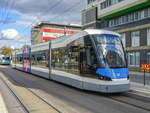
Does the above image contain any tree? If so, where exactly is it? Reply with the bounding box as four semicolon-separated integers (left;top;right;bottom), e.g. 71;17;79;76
1;47;13;55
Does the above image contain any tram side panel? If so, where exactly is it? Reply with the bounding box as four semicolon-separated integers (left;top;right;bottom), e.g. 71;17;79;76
30;50;50;79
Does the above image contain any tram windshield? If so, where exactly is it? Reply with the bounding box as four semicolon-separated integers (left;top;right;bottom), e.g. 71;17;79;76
91;34;127;68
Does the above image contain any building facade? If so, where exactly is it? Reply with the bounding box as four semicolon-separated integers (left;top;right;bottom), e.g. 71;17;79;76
82;0;150;71
31;22;81;45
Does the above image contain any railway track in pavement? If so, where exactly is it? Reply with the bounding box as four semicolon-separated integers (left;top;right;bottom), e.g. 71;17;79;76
107;93;150;112
0;77;29;113
0;71;61;113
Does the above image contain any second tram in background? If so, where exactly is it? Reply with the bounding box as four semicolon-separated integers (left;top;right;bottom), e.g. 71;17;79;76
12;29;129;93
0;55;11;65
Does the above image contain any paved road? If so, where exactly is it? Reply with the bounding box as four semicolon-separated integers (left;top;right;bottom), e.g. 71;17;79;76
130;72;150;85
0;65;150;113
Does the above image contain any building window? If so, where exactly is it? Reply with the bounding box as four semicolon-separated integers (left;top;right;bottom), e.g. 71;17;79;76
135;52;140;66
147;28;150;45
141;10;145;19
128;53;134;66
131;31;140;47
148;8;150;17
144;9;148;18
128;52;140;66
88;0;96;4
109;7;150;27
100;0;125;9
121;33;126;47
147;52;150;64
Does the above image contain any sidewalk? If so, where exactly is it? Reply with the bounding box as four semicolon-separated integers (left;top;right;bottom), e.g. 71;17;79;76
129;71;150;75
130;82;150;97
0;93;8;113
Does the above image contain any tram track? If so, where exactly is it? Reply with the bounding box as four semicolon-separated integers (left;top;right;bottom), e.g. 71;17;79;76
0;77;29;113
107;94;150;112
0;70;61;113
0;65;150;113
81;90;150;112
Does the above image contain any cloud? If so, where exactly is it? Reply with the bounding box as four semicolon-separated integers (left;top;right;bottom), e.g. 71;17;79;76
0;29;30;43
1;29;18;40
0;0;86;24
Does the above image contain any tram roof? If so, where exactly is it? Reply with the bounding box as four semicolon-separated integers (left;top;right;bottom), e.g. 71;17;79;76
84;29;120;36
31;29;120;51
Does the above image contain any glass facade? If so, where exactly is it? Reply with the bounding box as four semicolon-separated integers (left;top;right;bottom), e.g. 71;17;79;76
147;28;150;45
128;52;140;66
121;33;126;47
147;52;150;64
131;31;140;47
88;0;96;4
82;7;97;25
109;8;150;27
101;0;124;9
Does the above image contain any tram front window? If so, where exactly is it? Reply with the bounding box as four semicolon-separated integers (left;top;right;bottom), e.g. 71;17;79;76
91;34;127;68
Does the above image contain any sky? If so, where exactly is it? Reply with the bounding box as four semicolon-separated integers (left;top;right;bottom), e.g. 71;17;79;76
0;0;86;48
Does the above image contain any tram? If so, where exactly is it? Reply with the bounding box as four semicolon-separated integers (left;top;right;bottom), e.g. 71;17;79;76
0;55;11;65
12;29;129;93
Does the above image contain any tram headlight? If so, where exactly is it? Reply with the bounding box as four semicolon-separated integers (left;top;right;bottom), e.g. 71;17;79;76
98;75;112;81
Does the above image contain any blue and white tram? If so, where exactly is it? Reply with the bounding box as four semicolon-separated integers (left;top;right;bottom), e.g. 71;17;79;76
13;29;129;93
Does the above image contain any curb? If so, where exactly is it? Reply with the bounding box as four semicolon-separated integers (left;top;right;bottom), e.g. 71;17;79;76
0;93;8;113
128;89;150;101
130;89;150;96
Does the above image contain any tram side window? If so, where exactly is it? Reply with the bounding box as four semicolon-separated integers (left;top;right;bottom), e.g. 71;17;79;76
67;42;80;74
79;36;98;78
51;47;69;72
52;45;80;75
51;36;99;78
31;50;49;69
16;54;23;64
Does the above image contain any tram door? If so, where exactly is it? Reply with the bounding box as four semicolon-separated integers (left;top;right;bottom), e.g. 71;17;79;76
79;37;98;78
